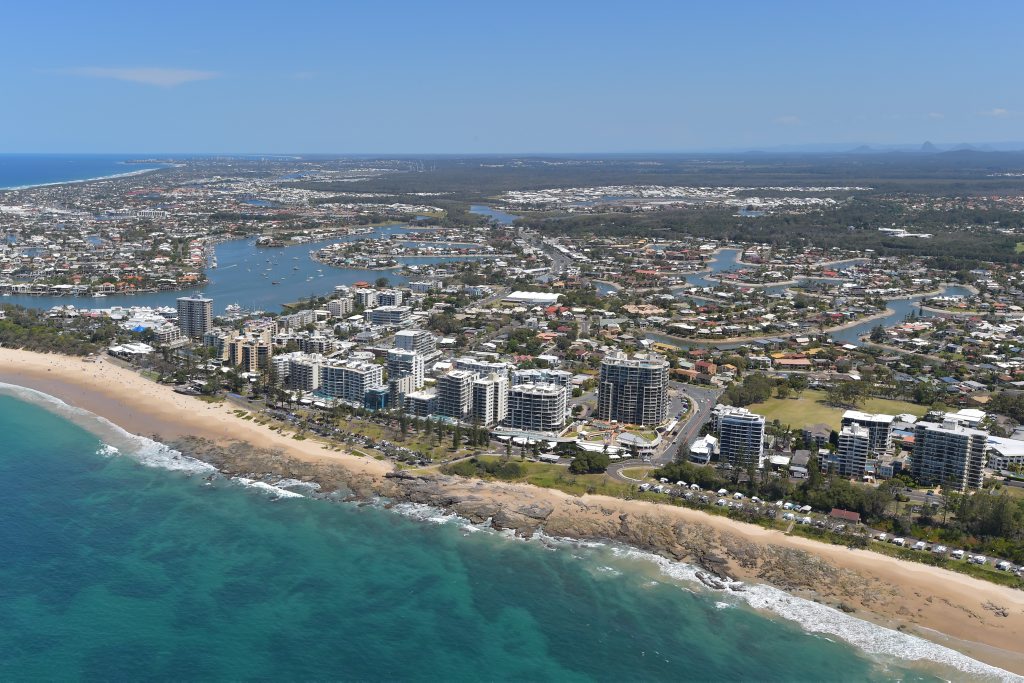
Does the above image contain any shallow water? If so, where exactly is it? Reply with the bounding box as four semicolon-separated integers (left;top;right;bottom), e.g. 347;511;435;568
0;388;1010;681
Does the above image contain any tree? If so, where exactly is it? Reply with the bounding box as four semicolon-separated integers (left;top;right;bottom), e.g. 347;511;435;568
569;450;610;474
788;374;808;397
375;276;390;288
776;383;791;400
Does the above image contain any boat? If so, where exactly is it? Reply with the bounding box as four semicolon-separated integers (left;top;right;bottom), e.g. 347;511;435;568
92;293;107;298
272;281;280;285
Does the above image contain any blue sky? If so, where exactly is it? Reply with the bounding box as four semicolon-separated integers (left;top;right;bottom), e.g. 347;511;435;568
1;1;1020;153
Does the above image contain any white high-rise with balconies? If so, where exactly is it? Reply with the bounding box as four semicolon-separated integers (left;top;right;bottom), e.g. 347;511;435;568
471;373;509;426
387;348;425;389
506;383;567;433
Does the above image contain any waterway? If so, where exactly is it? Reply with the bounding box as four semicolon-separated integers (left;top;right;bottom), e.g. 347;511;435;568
469;204;519;225
649;249;973;348
3;224;479;314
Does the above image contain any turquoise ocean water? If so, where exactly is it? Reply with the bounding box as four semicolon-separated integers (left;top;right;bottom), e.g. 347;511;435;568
0;386;1013;681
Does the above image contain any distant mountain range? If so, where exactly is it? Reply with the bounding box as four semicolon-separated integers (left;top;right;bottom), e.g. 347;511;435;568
739;141;1024;154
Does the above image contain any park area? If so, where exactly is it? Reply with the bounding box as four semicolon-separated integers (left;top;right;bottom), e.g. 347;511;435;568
748;389;927;430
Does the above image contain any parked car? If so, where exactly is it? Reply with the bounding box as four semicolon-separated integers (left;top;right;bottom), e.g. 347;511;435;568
716;498;728;507
891;537;906;546
912;541;927;551
996;560;1014;572
951;549;965;560
799;516;813;525
969;555;988;565
876;533;888;542
782;512;796;521
932;545;948;555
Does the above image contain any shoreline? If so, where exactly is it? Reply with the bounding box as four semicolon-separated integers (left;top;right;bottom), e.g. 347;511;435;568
0;163;172;193
0;347;1022;676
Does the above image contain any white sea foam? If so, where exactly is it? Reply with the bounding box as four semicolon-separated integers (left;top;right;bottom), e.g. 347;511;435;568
231;477;305;499
0;382;214;474
6;382;1006;681
606;545;1020;682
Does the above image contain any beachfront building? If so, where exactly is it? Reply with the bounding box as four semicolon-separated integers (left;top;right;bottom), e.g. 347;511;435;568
287;354;323;393
367;305;412;328
505;383;567;433
836;424;871;478
841;410;895;454
596;351;669;426
387;348;425;389
436;370;476;420
394;329;437;356
715;405;765;467
454;356;510;378
229;336;271;373
404;390;437;418
320;360;384;404
176;295;213;338
471;372;509;426
911;419;989;491
511;367;573;388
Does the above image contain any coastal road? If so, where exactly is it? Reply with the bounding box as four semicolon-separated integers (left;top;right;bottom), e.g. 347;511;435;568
606;382;722;483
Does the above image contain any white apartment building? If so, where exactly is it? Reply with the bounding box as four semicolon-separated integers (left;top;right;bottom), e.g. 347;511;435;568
511;367;573;388
320;360;384;403
911;419;989;491
436;370;476;420
394;329;437;356
368;305;412;328
841;410;895;454
472;373;509;426
387;348;425;389
837;424;871;478
715;405;765;467
506;383;567;433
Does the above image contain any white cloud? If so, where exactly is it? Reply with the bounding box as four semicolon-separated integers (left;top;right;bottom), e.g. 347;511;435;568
982;107;1011;118
62;67;220;87
773;115;801;126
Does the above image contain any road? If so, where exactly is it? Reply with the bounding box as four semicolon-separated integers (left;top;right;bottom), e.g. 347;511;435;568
606;382;722;482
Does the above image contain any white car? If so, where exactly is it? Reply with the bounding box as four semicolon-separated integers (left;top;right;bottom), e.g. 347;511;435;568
932;545;948;555
912;541;927;551
997;561;1014;572
892;537;906;546
782;512;796;521
716;498;728;507
799;516;813;525
733;492;744;500
970;555;988;565
876;533;889;542
951;549;965;560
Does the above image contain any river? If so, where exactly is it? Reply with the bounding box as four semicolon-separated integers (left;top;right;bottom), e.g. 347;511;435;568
3;224;483;314
649;249;973;348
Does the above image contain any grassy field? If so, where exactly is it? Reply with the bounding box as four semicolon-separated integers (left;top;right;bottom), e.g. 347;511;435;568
749;389;926;430
618;466;655;480
1016;242;1024;254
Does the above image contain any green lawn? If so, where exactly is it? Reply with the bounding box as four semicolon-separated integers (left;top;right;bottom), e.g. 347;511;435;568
749;390;926;430
1016;242;1024;254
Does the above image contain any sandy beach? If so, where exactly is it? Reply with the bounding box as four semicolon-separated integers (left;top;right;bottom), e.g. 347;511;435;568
0;348;390;478
1;347;1022;675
